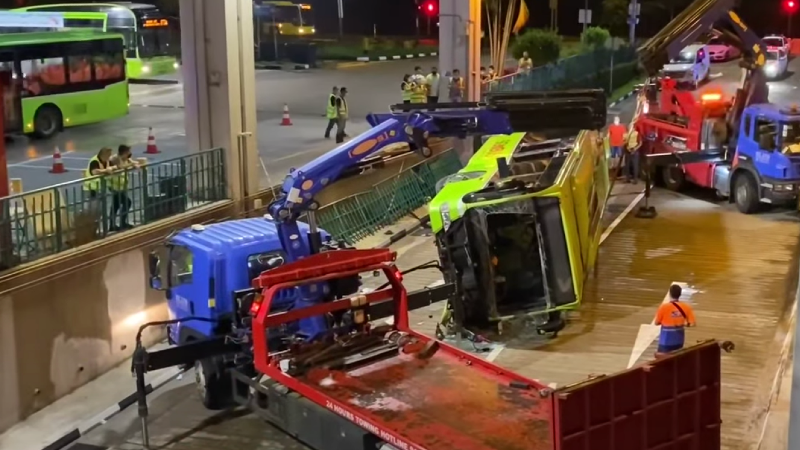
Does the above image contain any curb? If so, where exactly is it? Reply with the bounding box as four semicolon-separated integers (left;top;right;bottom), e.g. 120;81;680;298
41;366;185;450
255;63;311;70
608;87;640;109
375;215;431;249
355;51;437;62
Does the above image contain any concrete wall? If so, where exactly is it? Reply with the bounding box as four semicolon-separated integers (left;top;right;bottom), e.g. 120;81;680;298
0;143;452;434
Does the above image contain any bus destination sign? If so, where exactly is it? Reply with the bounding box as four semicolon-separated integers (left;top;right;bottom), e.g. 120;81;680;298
143;18;168;28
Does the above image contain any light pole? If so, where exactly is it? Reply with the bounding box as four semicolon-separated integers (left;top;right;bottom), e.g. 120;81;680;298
337;0;344;37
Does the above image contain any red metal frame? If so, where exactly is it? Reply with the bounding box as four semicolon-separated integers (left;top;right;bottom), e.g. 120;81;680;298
250;249;723;450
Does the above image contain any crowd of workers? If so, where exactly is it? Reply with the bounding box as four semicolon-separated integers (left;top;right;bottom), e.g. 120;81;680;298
84;145;144;231
607;115;642;183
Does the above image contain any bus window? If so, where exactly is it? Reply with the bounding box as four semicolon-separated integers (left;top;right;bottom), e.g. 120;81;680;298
93;51;124;82
67;55;92;83
20;57;65;97
139;20;173;58
63;18;104;30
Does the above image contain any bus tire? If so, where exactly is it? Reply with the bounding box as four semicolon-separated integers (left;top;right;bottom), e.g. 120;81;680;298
732;171;761;214
661;164;685;191
195;358;232;410
32;105;62;140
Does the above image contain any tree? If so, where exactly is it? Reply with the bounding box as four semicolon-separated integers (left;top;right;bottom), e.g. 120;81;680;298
600;0;629;37
511;29;561;65
485;0;524;75
581;26;611;49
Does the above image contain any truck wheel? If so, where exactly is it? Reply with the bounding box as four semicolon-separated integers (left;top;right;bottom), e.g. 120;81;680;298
733;172;761;214
32;105;62;140
195;358;232;410
661;164;685;191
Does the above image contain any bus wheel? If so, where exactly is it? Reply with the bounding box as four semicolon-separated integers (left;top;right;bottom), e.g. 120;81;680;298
32;106;62;140
733;172;761;214
661;164;685;191
195;358;232;410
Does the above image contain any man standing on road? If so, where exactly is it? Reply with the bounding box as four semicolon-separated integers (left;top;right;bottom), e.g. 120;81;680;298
412;66;426;85
607;116;626;173
625;126;642;184
654;284;697;356
426;66;441;107
448;69;465;103
335;87;349;144
83;147;115;198
108;144;140;231
324;86;339;139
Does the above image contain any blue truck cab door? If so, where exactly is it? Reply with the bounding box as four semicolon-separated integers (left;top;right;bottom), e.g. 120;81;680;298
165;244;216;343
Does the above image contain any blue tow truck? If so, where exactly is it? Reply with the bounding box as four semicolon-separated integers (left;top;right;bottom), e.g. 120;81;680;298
139;90;606;417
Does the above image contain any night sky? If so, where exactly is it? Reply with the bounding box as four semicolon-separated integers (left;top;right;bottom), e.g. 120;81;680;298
0;0;790;39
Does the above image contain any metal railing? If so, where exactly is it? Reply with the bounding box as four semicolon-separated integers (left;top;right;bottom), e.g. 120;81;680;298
485;46;638;93
0;148;227;270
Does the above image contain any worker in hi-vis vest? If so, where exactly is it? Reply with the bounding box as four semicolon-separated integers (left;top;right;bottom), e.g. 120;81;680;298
83;147;115;198
324;86;339;139
335;87;349;144
410;79;427;104
108;144;141;231
401;74;413;104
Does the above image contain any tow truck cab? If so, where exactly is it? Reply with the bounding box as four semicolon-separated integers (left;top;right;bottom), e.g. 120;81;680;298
728;104;800;210
148;217;332;345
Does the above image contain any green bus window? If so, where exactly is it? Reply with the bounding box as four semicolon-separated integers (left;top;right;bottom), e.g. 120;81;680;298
67;55;92;84
21;57;65;97
93;52;124;82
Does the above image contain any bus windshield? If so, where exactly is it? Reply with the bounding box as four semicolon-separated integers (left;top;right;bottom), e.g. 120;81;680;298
138;21;173;58
258;4;307;26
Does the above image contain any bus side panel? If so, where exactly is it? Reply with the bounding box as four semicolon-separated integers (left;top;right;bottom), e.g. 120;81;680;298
20;81;129;131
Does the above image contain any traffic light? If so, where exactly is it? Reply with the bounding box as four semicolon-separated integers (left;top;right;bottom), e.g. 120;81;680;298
422;0;438;15
785;0;798;14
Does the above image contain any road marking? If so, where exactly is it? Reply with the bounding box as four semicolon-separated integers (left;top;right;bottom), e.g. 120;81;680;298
11;163;85;171
485;344;505;362
627;281;699;368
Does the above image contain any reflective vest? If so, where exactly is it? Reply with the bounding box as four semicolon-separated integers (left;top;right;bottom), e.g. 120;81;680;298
401;82;412;101
326;94;338;119
338;97;348;118
410;83;427;103
109;160;131;192
83;155;106;191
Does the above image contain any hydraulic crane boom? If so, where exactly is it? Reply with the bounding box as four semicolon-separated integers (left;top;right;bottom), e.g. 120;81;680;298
637;0;768;144
268;89;607;262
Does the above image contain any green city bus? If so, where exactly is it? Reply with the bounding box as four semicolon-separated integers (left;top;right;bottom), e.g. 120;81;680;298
0;30;129;139
13;3;179;79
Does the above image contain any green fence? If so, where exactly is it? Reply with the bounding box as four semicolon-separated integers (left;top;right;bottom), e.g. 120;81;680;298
0;148;227;270
317;150;463;244
487;46;638;93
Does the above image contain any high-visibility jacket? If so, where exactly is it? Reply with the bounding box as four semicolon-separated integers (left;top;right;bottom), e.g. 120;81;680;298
337;97;348;118
83;155;107;192
401;81;413;101
326;94;338;119
410;83;427;103
109;159;135;192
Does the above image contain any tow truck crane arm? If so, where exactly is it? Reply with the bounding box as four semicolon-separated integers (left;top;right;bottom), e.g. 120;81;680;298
637;0;768;143
268;89;607;260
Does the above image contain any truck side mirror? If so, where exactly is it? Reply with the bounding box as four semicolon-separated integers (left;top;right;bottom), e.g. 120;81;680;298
148;251;164;291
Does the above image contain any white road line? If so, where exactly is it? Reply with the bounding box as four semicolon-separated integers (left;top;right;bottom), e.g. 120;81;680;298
10;163;85;171
488;190;645;364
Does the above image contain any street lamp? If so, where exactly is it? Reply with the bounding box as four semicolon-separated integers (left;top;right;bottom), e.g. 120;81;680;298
785;0;798;36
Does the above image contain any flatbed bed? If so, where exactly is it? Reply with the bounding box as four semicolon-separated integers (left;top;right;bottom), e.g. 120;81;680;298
71;185;795;450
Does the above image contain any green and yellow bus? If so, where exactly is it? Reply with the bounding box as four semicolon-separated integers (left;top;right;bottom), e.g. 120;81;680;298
429;130;610;333
254;1;315;37
13;3;179;79
0;30;129;139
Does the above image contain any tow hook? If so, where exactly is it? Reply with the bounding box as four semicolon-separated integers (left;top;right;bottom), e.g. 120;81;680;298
720;340;735;353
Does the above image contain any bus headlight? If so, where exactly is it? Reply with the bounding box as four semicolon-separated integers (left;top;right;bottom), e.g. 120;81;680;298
440;203;451;231
142;65;151;74
299;28;304;33
173;62;179;69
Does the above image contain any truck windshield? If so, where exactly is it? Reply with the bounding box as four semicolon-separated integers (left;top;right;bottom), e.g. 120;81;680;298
670;51;695;64
782;121;800;145
435;171;485;192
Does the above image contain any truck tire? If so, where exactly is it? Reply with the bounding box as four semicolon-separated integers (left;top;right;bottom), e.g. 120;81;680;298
661;164;685;191
195;358;232;410
32;105;62;140
733;172;761;214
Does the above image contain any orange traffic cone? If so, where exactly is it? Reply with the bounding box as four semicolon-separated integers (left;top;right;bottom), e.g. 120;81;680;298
49;147;66;174
145;127;160;154
280;103;293;126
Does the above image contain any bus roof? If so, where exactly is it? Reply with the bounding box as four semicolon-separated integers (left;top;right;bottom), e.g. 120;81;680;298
17;2;157;11
262;1;312;7
0;29;123;46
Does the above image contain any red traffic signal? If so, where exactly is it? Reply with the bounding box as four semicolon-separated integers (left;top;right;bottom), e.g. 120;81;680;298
422;1;437;15
785;0;798;13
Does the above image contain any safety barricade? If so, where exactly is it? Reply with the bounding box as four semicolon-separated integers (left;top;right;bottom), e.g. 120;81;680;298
0;148;227;270
316;149;463;244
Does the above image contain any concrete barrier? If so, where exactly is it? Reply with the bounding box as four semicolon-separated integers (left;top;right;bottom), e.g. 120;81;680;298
0;140;454;434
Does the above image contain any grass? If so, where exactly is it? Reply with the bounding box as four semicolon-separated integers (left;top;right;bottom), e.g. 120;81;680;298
608;76;644;105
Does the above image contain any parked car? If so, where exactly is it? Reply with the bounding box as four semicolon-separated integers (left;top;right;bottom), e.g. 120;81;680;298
765;48;789;79
763;35;791;54
706;37;740;61
660;44;710;90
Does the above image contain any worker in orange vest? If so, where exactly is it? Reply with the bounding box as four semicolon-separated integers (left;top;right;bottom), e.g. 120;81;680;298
654;284;697;356
607;116;627;173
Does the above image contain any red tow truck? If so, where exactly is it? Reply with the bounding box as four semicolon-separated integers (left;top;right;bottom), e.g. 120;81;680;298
133;248;724;450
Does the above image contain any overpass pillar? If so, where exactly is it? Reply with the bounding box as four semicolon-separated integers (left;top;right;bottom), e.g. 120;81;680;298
179;0;259;203
439;0;481;101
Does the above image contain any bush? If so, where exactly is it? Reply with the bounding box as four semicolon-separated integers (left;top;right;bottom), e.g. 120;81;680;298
511;29;562;65
581;27;611;50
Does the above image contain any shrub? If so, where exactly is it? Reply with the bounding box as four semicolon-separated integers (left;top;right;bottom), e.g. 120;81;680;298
581;27;611;50
511;28;562;65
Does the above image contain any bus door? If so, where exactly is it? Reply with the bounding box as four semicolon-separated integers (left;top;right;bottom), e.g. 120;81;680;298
0;54;21;133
